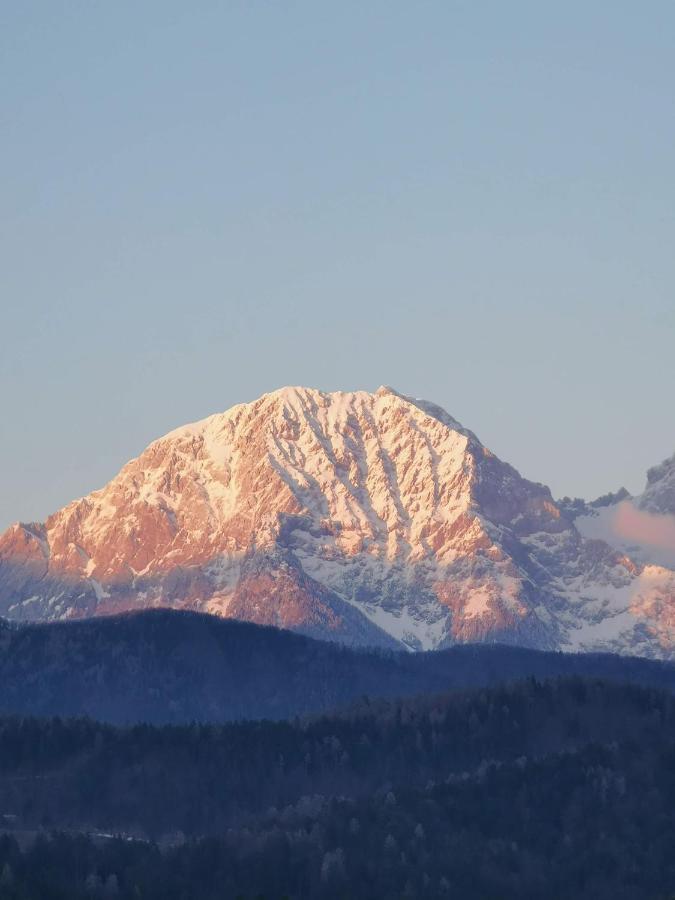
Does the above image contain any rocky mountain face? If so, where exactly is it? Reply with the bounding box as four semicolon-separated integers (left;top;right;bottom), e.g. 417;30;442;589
576;450;675;577
1;386;674;656
640;452;675;516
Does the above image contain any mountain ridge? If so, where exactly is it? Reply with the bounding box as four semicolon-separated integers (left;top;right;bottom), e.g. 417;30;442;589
1;386;673;656
3;607;675;724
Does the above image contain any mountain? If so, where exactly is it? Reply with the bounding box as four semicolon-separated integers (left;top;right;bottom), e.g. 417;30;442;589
576;451;675;572
640;451;675;515
1;386;674;655
3;609;675;724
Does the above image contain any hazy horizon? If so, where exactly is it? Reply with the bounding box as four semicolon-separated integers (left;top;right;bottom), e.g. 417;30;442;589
3;2;674;529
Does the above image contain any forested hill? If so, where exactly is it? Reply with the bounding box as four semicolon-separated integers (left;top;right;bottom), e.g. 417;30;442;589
2;678;675;898
2;609;675;723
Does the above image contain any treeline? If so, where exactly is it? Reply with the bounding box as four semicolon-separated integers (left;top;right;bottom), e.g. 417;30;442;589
2;677;675;842
2;736;675;897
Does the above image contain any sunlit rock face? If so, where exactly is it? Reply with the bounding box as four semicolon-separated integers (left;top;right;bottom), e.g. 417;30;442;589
1;386;674;655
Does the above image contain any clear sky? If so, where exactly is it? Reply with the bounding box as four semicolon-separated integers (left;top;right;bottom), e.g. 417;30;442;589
2;1;674;530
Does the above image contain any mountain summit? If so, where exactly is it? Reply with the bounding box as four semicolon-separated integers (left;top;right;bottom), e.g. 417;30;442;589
1;386;674;655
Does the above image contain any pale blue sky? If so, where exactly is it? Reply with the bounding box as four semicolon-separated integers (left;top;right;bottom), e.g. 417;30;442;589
2;1;674;530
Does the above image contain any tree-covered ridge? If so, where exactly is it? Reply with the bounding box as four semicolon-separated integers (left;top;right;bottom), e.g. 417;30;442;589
3;608;675;724
2;677;674;837
1;679;675;897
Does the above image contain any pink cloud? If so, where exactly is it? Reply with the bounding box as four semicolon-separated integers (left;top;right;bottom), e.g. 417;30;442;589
613;501;675;552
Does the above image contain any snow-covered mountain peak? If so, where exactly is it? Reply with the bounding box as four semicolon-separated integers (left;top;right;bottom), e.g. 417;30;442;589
576;446;675;575
1;388;673;657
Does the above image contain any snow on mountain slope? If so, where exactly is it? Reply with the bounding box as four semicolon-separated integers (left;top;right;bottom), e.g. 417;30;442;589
576;449;675;568
573;450;675;651
1;386;674;656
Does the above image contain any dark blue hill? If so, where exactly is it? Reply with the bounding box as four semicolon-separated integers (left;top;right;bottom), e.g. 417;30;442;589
1;608;675;723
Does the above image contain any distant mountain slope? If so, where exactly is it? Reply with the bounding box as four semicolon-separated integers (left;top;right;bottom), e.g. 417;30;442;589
1;386;673;656
576;450;675;571
2;609;675;724
640;451;675;515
